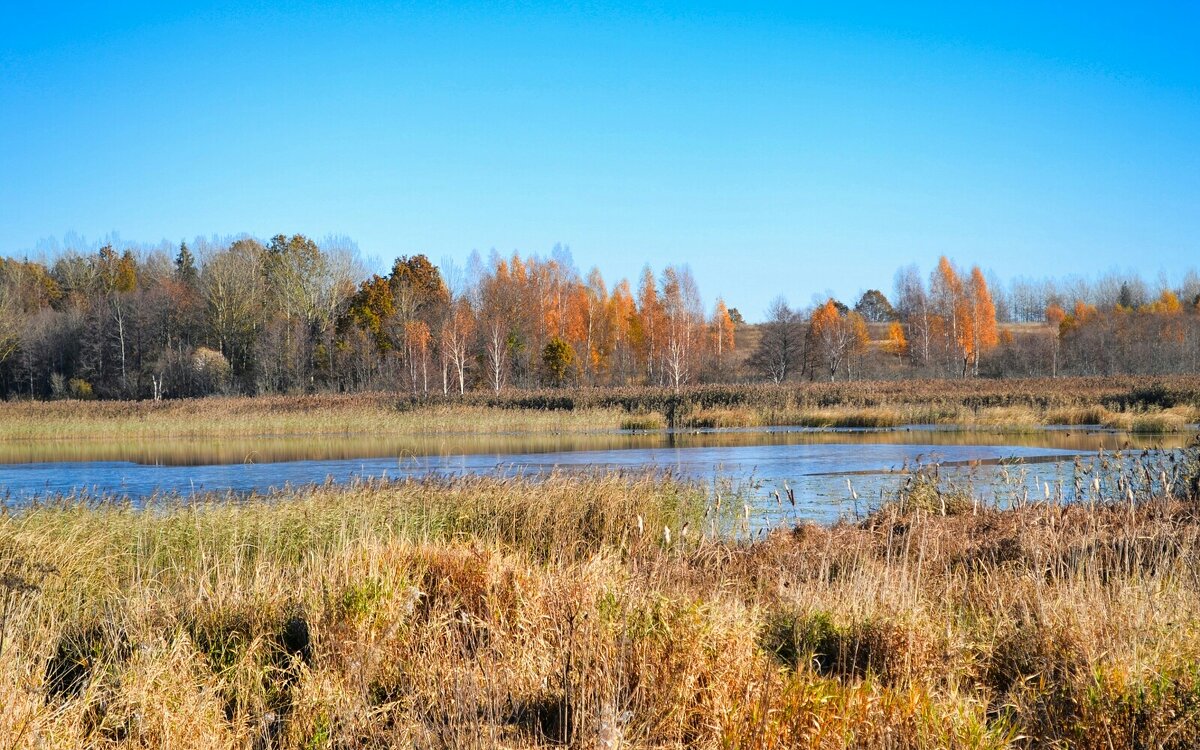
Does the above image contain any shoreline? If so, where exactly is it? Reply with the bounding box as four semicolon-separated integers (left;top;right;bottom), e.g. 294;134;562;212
4;469;1200;747
1;376;1198;440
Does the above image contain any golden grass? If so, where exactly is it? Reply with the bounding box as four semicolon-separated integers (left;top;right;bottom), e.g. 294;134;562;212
680;403;1194;432
783;407;907;429
1045;405;1114;426
618;412;667;431
4;458;1200;748
2;378;1198;440
0;395;632;440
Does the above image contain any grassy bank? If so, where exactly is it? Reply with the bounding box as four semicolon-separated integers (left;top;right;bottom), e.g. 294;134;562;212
2;377;1199;440
679;402;1200;432
0;395;633;440
4;462;1200;748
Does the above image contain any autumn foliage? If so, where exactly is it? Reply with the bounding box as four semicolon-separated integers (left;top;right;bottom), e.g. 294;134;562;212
1;238;1199;397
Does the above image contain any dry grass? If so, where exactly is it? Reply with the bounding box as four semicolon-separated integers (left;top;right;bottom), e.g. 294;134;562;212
618;413;667;431
0;395;632;440
2;377;1199;440
4;450;1200;748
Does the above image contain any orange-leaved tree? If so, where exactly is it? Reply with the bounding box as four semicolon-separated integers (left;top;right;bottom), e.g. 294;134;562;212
967;266;998;375
885;321;908;359
810;299;869;380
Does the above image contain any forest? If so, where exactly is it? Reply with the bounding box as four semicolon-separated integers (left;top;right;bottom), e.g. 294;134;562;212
0;235;1198;400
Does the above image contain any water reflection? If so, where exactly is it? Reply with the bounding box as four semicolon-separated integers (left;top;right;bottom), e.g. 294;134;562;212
0;426;1187;466
0;427;1193;521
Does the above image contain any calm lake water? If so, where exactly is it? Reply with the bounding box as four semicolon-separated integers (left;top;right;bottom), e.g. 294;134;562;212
0;427;1192;521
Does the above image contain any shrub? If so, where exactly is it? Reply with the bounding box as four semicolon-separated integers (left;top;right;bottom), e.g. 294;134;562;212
66;378;95;400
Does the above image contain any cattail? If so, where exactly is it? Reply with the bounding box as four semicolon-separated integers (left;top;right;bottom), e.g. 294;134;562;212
663;526;671;545
636;514;644;537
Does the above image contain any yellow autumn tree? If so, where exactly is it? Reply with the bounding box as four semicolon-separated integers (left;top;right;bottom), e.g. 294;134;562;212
931;256;968;376
1073;300;1097;323
930;258;997;377
811;299;867;381
1045;303;1067;377
885;321;908;359
967;267;998;375
564;283;592;377
711;298;735;370
1045;303;1067;330
607;279;637;385
1144;290;1185;345
403;320;431;393
635;267;662;384
1144;290;1182;315
580;268;610;383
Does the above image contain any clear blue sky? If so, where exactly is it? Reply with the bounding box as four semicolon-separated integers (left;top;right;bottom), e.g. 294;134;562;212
2;2;1198;320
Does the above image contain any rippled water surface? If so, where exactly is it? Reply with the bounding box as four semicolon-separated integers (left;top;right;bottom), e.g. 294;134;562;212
0;427;1191;521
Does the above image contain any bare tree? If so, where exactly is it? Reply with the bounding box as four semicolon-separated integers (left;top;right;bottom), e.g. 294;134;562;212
202;239;267;389
660;265;703;390
440;298;474;394
748;297;802;383
893;264;931;367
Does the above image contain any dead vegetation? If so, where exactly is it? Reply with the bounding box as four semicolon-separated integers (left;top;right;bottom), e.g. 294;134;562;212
2;451;1200;748
2;375;1199;440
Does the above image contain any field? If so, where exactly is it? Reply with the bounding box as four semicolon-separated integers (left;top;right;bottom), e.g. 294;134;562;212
3;453;1200;748
1;376;1199;440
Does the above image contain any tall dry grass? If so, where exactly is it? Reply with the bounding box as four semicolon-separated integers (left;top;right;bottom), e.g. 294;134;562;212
3;376;1197;440
3;453;1200;748
0;395;634;440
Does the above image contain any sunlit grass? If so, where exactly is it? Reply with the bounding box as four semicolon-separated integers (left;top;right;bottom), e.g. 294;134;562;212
2;377;1198;440
4;453;1200;748
0;396;632;440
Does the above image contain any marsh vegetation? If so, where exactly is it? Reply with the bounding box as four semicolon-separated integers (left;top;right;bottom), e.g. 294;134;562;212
3;447;1200;748
0;376;1197;440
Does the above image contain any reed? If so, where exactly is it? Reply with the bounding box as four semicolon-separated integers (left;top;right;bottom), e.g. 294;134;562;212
4;376;1196;440
618;412;666;431
3;453;1200;748
0;396;633;440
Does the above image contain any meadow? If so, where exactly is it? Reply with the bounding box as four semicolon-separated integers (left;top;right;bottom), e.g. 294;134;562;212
1;375;1199;440
3;450;1200;748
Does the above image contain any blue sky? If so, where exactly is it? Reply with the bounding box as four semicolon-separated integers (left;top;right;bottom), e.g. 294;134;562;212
2;2;1198;320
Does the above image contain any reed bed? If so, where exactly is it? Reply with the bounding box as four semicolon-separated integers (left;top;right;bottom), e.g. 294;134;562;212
3;452;1200;748
0;396;633;440
3;377;1197;440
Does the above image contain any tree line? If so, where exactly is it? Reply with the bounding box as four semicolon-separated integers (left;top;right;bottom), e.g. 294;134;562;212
754;258;1200;382
0;237;737;399
0;236;1197;399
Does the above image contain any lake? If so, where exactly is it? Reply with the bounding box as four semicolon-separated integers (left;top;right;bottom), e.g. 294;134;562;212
0;427;1191;522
